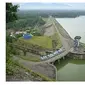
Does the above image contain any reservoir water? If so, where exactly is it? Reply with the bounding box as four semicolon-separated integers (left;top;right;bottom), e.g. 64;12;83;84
56;16;85;43
55;58;85;81
55;16;85;81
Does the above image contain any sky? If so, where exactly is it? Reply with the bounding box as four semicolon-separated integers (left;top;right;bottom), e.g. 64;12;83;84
13;3;85;10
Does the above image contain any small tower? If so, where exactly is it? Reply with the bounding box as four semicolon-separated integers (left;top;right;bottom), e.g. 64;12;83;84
74;36;81;47
74;36;81;51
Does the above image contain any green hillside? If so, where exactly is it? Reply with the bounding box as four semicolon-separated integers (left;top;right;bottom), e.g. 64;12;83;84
19;36;53;49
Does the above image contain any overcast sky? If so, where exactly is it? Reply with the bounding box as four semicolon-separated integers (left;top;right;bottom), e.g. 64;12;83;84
13;3;85;10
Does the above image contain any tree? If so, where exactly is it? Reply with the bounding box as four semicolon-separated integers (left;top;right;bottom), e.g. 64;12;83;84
6;3;19;23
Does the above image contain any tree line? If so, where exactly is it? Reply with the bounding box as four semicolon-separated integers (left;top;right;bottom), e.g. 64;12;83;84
6;16;45;30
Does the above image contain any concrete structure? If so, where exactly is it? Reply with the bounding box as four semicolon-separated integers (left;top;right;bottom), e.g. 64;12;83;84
15;31;26;34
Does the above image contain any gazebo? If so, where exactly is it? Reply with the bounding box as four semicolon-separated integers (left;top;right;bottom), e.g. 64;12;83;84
74;36;81;47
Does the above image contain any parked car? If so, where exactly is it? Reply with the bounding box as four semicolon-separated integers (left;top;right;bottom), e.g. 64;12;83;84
40;56;44;60
53;51;59;55
42;56;48;60
48;54;54;58
58;48;63;53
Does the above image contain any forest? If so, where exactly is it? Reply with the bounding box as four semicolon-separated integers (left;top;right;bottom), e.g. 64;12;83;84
6;16;45;30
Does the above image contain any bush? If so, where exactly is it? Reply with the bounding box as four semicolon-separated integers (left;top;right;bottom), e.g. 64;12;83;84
6;58;16;75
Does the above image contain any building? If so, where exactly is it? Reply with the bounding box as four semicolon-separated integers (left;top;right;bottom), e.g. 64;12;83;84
15;31;26;34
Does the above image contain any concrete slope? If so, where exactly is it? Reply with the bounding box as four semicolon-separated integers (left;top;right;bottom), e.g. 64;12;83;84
37;16;74;63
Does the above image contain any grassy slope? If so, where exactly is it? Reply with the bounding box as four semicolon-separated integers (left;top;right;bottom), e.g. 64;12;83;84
19;36;53;49
17;17;62;50
19;33;61;50
19;55;40;62
51;33;62;49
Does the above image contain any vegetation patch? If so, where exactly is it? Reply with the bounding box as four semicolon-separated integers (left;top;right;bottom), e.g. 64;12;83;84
19;36;53;49
18;55;40;62
70;59;85;64
80;43;85;48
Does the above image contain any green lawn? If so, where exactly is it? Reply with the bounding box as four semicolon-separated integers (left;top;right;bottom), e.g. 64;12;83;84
18;52;41;62
18;32;62;50
19;56;40;62
19;36;53;49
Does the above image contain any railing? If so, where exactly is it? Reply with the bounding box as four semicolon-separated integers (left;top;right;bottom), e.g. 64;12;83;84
40;47;66;60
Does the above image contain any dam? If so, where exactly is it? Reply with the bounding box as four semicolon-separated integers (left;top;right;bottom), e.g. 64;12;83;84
12;16;85;81
55;16;85;81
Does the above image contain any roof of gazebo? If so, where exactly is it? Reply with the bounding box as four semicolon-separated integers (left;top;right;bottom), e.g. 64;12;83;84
74;36;81;39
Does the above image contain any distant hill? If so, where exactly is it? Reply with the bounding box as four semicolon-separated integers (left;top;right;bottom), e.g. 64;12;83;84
17;9;85;18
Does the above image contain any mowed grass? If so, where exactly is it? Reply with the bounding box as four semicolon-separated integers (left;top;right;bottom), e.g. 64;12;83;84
19;56;40;62
19;32;62;50
19;52;41;62
19;36;53;49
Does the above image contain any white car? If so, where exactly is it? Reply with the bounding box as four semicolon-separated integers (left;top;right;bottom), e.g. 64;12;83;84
54;51;59;55
53;52;56;55
43;56;47;59
40;56;44;60
48;54;54;58
58;49;63;53
40;56;47;60
47;54;51;58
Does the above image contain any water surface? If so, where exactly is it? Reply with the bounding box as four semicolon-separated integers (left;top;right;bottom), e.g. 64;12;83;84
55;59;85;81
55;16;85;81
56;16;85;43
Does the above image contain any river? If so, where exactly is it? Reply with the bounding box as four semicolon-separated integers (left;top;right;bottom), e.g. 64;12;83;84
55;16;85;81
